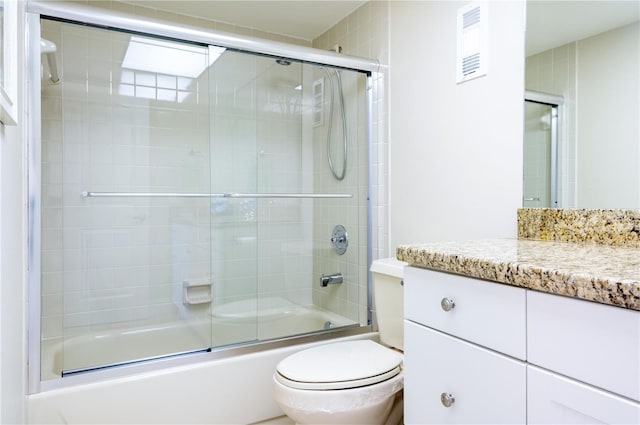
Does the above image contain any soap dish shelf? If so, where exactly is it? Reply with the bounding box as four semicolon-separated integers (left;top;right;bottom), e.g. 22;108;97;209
183;280;212;305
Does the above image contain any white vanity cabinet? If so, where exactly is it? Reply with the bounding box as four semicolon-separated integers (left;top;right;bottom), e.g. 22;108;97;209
404;267;527;424
527;365;640;424
404;266;640;425
527;290;640;424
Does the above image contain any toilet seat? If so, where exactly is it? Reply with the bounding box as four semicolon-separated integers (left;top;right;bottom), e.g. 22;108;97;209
275;340;403;390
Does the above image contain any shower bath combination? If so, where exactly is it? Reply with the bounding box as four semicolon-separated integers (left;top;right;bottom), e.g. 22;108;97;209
27;1;379;393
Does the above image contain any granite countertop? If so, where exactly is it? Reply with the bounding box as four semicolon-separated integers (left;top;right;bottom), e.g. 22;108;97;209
396;239;640;311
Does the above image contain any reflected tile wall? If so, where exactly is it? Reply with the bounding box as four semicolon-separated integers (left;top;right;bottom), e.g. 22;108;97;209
526;42;577;208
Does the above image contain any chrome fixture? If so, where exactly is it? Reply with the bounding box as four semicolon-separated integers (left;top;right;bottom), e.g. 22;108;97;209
321;66;348;181
82;191;352;199
441;392;456;408
320;273;343;287
331;224;348;255
440;297;455;312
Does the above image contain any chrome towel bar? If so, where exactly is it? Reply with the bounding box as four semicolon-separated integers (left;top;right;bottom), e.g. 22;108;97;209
82;191;353;199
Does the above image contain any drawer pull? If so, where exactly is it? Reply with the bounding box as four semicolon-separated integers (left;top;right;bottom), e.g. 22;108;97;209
440;297;455;312
440;392;455;408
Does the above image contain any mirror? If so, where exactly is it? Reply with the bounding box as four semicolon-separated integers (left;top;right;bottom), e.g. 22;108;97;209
524;1;639;209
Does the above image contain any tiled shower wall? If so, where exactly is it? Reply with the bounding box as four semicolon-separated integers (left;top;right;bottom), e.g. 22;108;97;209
40;0;386;346
40;20;214;341
312;1;389;324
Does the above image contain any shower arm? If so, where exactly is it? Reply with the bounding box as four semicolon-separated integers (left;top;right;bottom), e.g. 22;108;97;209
45;53;60;84
40;38;60;84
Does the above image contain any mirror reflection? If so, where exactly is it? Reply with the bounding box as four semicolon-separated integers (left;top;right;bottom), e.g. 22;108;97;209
524;1;639;209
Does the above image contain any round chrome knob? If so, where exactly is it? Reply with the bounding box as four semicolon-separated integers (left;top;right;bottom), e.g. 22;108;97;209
441;392;455;408
440;297;455;312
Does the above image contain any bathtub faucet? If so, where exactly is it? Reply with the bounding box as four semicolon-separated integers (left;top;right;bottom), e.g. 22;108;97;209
320;272;343;287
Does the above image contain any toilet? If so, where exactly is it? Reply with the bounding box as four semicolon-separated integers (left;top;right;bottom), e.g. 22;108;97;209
272;258;406;425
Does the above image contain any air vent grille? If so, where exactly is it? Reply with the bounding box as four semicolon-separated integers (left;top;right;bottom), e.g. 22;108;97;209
463;6;481;28
457;2;487;83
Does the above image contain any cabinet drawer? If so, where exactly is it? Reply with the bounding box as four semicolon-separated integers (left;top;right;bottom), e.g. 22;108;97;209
528;290;640;401
404;320;526;424
528;365;640;424
404;266;526;359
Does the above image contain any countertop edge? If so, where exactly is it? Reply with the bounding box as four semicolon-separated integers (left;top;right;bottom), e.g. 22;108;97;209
396;246;640;311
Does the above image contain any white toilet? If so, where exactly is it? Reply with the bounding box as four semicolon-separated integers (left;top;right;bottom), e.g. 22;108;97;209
272;258;406;425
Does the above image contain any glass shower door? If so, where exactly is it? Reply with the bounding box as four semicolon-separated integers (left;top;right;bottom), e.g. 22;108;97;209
207;51;365;346
523;100;557;208
39;20;214;377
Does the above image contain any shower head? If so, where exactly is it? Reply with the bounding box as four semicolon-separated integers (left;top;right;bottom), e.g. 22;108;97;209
276;58;291;66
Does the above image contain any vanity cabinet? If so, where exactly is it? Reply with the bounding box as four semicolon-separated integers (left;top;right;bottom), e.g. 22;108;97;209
527;290;640;424
528;365;640;424
405;321;526;424
404;266;640;425
527;290;640;402
404;267;527;424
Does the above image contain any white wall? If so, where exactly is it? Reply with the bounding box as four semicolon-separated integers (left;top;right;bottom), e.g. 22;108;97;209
0;1;28;423
576;22;639;209
389;1;525;248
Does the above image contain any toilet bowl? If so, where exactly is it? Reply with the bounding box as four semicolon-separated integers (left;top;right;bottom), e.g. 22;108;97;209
272;258;406;425
273;340;403;425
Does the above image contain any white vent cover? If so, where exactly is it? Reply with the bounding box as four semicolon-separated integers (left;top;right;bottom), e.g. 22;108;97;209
456;2;488;83
312;78;324;127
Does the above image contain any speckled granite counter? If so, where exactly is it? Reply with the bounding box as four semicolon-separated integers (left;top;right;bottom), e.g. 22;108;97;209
518;208;640;247
397;239;640;311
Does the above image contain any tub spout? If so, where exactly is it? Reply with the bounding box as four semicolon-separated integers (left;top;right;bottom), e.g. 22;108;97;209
320;272;343;287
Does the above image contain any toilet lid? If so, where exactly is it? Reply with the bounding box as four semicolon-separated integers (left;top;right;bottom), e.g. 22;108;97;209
275;340;403;390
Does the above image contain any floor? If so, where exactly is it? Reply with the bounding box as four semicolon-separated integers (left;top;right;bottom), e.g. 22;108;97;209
252;415;294;425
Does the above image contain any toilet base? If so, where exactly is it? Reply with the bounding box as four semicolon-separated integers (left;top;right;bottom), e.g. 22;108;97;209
273;373;403;425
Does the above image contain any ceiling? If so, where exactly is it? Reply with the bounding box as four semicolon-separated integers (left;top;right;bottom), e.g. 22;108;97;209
120;0;367;41
526;1;640;56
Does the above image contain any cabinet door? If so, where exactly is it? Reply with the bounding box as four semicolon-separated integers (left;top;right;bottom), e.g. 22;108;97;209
404;321;526;424
528;365;640;424
528;290;640;401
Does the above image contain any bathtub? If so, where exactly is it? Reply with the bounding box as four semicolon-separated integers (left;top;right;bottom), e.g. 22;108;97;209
33;300;366;424
30;329;376;424
41;299;357;380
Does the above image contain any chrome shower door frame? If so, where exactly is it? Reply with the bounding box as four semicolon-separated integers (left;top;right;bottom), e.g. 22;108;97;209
27;2;380;393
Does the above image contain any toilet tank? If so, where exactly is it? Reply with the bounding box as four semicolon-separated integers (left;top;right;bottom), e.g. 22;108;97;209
371;258;407;351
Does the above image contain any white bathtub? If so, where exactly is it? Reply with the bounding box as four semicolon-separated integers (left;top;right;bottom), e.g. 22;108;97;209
41;299;356;380
30;331;377;424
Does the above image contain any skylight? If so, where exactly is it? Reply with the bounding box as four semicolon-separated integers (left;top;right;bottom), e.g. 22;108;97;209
122;37;224;78
119;37;225;102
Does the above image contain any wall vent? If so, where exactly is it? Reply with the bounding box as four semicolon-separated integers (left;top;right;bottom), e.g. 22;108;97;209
456;2;488;83
312;78;324;127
